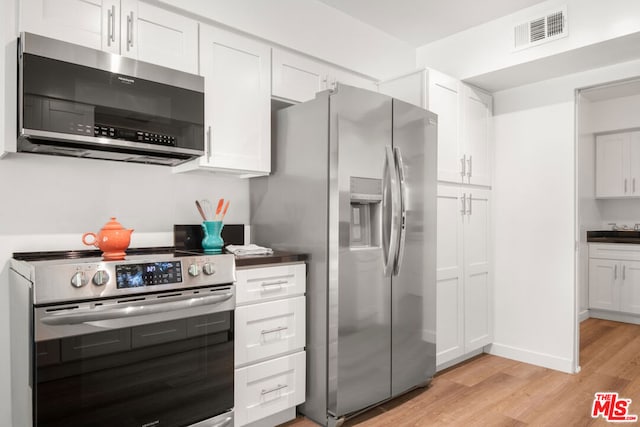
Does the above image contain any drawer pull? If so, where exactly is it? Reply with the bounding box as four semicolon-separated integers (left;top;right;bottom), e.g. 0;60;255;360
261;383;288;396
261;326;288;335
261;279;288;288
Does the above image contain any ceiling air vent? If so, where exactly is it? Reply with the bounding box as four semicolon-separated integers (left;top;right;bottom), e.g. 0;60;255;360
513;6;567;51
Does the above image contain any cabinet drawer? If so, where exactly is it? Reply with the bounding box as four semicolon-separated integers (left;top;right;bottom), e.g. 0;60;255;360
590;243;640;261
236;264;306;305
235;296;305;366
234;351;306;427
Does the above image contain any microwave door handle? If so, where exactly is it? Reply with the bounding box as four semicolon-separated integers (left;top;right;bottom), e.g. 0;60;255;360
40;293;233;325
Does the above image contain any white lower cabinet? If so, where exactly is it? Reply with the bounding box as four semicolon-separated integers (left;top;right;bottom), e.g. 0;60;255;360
436;185;492;369
234;351;306;427
589;244;640;315
234;262;306;427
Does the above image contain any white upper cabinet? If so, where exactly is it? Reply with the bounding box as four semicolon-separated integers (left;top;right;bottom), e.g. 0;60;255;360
378;69;492;186
175;24;271;177
429;70;462;183
461;85;492;186
595;131;640;198
272;49;326;103
120;0;198;73
20;0;107;49
272;48;376;103
20;0;198;74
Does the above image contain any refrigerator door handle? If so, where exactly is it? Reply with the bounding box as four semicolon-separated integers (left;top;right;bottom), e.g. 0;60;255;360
393;146;407;276
382;146;400;276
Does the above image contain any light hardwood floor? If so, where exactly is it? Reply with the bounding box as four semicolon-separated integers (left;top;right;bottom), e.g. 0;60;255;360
282;318;640;426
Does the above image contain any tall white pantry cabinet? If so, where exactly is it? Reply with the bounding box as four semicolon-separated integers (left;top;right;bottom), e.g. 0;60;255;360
379;69;493;370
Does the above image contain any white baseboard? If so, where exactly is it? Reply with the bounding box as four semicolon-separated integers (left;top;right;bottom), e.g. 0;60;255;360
589;310;640;325
579;309;590;322
486;343;575;373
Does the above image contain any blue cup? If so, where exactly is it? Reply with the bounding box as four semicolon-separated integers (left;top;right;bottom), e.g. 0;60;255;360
201;221;224;254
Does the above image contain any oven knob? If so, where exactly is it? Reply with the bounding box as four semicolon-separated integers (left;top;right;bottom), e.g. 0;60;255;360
188;263;200;277
203;263;216;275
93;270;110;286
71;271;88;288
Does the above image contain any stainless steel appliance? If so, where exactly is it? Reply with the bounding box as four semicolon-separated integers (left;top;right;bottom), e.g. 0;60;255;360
10;248;236;427
18;32;204;166
250;84;437;426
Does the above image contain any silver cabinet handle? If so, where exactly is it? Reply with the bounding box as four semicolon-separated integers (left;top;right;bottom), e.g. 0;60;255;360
615;264;618;280
261;326;288;335
623;264;627;280
467;193;473;215
261;384;288;396
107;5;115;46
467;155;473;178
261;280;288;288
460;194;466;216
634;178;637;193
625;178;628;193
460;155;466;178
126;11;134;50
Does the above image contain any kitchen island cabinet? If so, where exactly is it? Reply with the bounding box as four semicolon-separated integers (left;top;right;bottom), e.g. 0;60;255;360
234;261;306;427
20;0;198;73
173;24;271;178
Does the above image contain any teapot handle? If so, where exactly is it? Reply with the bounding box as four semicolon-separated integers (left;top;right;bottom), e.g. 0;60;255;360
82;232;98;247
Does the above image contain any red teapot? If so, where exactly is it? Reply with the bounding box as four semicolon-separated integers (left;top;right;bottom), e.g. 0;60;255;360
82;217;134;260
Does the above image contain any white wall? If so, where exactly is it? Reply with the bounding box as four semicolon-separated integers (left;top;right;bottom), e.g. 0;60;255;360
416;0;640;90
490;59;640;373
157;0;415;80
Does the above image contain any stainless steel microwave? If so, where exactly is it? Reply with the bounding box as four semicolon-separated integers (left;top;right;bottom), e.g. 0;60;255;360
18;32;205;166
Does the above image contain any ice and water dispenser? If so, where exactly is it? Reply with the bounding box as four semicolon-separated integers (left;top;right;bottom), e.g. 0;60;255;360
349;177;381;248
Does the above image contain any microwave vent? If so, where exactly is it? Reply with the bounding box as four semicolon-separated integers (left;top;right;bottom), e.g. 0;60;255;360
513;6;567;51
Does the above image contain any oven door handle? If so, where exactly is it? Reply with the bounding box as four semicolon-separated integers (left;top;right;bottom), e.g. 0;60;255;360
40;293;233;325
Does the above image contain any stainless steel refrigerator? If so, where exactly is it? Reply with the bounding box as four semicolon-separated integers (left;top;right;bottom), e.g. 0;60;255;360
250;84;437;426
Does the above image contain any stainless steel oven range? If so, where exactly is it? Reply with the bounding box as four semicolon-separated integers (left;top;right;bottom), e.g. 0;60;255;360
10;248;236;427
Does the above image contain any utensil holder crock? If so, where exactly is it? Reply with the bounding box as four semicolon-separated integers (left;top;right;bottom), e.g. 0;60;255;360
201;221;224;254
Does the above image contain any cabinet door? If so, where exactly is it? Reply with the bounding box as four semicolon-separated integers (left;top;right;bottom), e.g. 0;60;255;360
588;259;618;310
461;85;492;186
428;70;462;184
20;0;105;50
595;133;629;198
120;0;198;73
463;189;492;351
629;132;640;196
621;261;640;314
377;71;426;109
436;185;465;367
199;25;271;175
328;67;377;93
272;48;327;103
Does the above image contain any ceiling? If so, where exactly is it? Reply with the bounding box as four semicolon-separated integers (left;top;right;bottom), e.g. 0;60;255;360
317;0;548;47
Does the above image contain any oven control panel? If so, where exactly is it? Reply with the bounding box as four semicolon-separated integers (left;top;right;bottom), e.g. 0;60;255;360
27;254;236;305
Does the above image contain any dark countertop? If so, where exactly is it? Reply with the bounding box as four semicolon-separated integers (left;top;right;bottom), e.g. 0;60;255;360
587;230;640;244
234;251;308;267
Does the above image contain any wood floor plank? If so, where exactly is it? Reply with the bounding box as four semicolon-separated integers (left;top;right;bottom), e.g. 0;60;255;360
283;319;640;426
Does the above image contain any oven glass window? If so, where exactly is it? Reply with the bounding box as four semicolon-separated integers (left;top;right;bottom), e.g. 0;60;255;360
34;312;233;427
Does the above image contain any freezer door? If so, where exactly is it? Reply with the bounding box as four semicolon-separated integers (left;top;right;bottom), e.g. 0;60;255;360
390;99;437;396
328;85;393;417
